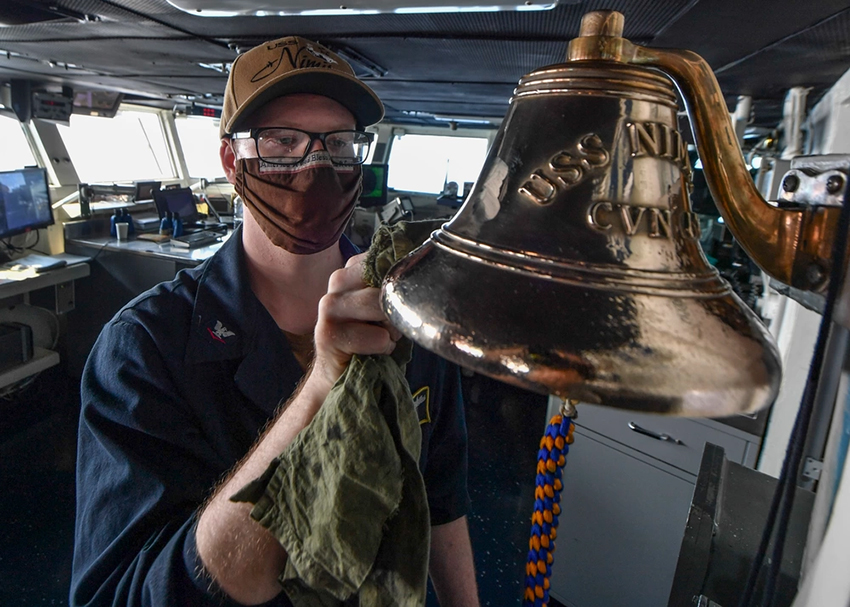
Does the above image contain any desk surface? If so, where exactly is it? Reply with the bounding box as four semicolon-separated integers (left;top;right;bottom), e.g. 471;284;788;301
0;254;91;389
0;254;91;300
67;230;232;264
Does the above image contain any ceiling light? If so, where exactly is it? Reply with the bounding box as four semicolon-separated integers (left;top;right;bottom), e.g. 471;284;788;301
165;0;559;17
198;62;231;74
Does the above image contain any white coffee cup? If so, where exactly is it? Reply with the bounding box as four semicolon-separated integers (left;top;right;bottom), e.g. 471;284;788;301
116;222;129;241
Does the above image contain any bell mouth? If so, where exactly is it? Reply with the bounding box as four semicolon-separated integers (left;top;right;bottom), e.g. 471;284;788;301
382;236;781;417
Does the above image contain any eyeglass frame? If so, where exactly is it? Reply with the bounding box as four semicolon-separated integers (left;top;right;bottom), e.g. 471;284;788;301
230;127;375;166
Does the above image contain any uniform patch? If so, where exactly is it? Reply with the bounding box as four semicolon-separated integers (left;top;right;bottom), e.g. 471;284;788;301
412;386;431;425
207;320;236;343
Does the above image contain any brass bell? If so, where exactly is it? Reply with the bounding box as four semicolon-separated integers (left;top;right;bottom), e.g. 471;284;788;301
382;10;786;417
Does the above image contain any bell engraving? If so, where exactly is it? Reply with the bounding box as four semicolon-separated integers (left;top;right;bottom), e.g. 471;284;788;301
681;212;702;240
626;121;691;189
518;132;610;205
626;122;686;162
518;171;557;205
587;203;674;239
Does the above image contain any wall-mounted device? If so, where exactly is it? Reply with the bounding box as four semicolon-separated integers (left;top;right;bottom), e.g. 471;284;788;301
173;104;222;119
189;105;221;118
32;91;74;124
7;80;75;124
73;90;123;118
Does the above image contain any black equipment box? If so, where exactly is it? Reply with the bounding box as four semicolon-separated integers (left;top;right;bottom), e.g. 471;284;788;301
0;323;34;373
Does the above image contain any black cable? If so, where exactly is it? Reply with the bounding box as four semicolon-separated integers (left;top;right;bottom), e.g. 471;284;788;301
26;230;40;250
1;238;19;252
739;176;850;607
0;238;23;259
87;240;111;264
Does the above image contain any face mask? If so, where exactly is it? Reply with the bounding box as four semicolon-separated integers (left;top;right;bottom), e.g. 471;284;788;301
234;152;362;255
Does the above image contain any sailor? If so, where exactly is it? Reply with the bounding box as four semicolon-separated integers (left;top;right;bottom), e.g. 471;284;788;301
71;36;478;606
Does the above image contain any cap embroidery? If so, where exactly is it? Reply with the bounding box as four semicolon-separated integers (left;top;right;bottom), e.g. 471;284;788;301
251;40;337;83
252;41;298;82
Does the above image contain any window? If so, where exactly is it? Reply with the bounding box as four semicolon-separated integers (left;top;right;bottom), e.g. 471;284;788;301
0;114;37;172
58;109;175;183
387;134;489;194
175;117;226;179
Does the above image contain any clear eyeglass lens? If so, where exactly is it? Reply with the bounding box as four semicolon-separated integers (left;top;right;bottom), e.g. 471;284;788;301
256;129;371;165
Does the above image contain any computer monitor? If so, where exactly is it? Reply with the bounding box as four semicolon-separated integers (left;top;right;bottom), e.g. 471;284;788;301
154;187;199;223
134;180;161;203
0;167;54;239
359;163;388;208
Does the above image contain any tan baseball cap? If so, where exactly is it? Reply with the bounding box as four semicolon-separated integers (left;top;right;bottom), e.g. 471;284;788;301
219;36;384;138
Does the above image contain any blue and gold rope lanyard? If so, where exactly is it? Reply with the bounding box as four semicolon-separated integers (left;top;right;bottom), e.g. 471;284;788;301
523;400;577;607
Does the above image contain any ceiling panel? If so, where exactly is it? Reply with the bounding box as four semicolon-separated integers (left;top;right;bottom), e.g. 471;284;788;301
0;0;847;130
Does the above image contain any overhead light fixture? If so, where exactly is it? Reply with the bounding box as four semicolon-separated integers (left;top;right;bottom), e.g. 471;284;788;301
402;110;502;124
0;48;99;75
165;0;559;17
433;114;502;126
197;62;231;74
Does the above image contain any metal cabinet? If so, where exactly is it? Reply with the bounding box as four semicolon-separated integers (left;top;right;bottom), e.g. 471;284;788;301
546;399;761;607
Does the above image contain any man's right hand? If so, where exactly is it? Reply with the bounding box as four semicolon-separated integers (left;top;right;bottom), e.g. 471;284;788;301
198;253;403;605
309;252;401;395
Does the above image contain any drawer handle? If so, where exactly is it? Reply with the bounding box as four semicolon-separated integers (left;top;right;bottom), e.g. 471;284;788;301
628;421;685;445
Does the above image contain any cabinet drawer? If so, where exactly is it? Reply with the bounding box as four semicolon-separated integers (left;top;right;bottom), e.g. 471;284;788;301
565;401;750;476
549;430;695;607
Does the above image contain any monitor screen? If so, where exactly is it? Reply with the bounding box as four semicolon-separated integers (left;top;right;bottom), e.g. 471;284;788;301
134;180;161;202
360;164;388;208
154;187;199;223
0;167;54;239
399;196;415;214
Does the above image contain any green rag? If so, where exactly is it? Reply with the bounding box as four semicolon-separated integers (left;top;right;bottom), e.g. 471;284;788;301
232;220;444;606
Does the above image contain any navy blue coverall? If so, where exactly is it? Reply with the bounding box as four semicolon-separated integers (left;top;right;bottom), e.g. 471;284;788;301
71;230;470;606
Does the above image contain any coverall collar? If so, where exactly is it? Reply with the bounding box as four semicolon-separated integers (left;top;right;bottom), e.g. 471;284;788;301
184;227;359;411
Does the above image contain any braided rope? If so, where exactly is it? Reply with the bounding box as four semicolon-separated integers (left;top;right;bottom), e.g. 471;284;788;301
523;411;575;607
